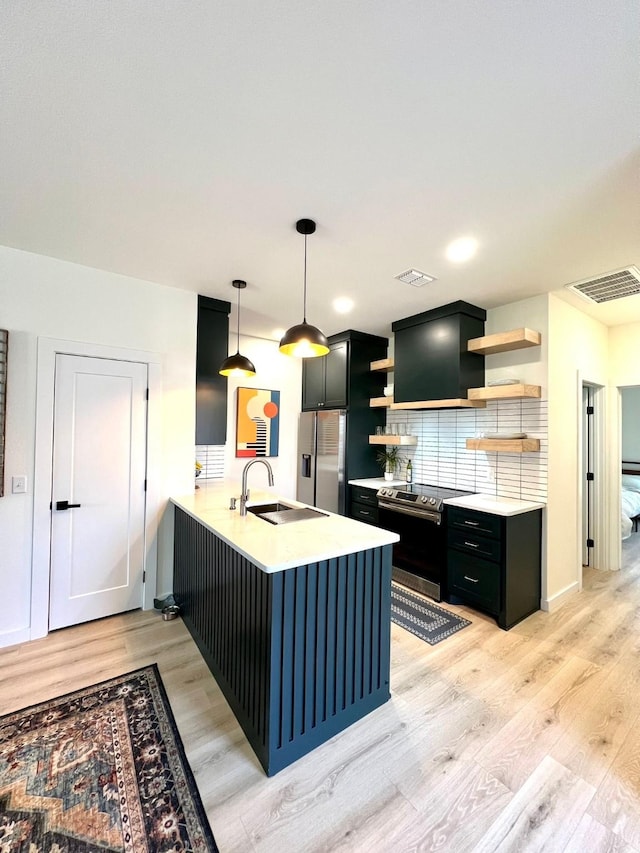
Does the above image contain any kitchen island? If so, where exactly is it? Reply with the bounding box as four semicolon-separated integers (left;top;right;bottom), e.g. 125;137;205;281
171;482;398;776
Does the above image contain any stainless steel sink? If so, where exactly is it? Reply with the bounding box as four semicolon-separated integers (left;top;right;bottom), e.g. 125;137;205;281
247;502;328;525
247;501;294;516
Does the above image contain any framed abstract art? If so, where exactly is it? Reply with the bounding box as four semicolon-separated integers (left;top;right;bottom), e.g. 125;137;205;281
236;387;280;458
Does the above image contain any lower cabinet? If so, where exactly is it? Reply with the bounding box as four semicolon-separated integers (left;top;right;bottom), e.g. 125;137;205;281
446;505;542;630
348;485;379;525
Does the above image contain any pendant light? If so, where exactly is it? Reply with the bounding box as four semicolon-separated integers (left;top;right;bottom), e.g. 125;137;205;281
219;280;256;377
279;219;329;358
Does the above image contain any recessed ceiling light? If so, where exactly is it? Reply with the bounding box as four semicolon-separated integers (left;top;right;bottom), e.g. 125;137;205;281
333;297;354;313
395;269;437;287
446;237;478;263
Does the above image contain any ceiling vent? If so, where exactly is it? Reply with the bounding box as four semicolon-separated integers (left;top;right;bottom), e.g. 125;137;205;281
395;269;437;287
565;266;640;304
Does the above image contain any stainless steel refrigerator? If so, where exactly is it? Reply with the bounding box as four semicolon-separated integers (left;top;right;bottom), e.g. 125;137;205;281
297;410;347;514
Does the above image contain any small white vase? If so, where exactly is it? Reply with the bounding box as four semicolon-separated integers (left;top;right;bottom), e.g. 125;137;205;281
384;471;394;481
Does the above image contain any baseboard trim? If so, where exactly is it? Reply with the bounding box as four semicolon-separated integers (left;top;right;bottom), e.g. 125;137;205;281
0;626;31;650
542;581;580;613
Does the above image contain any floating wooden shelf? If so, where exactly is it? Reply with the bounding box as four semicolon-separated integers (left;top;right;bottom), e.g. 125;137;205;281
466;438;540;453
369;435;418;446
467;328;541;355
370;358;394;372
370;396;394;407
391;398;486;410
467;384;542;401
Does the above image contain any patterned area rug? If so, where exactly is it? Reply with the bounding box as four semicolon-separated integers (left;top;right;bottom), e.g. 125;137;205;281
0;664;218;852
391;583;471;645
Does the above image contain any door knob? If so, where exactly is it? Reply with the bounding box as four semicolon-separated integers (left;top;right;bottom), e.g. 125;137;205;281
55;500;82;510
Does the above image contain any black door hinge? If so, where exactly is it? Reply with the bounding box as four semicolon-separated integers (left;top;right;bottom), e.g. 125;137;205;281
587;538;595;548
145;388;149;401
144;479;147;492
586;405;594;415
143;571;146;582
586;472;595;481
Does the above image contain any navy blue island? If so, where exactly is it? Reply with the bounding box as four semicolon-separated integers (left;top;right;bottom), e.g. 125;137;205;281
171;483;398;776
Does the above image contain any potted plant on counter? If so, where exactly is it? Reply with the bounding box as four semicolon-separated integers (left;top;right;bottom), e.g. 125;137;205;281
376;446;404;482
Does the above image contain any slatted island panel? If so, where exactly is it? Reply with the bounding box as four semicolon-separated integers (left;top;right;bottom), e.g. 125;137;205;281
173;505;393;776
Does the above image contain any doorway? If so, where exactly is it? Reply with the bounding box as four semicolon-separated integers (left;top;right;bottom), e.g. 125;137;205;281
582;385;595;567
49;354;148;630
579;380;606;581
32;338;161;641
620;387;640;559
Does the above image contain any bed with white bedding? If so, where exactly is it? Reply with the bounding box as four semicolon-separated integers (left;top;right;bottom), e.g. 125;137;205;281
622;466;640;539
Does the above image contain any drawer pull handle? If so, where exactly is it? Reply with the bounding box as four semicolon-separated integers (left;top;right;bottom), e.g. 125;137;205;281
464;520;480;526
361;511;370;516
464;541;479;548
464;575;479;583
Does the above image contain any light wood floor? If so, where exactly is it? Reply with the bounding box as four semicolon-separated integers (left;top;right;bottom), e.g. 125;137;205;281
3;538;640;852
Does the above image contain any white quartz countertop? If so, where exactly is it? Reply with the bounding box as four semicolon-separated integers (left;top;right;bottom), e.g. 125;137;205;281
171;481;398;573
444;493;546;516
348;477;407;488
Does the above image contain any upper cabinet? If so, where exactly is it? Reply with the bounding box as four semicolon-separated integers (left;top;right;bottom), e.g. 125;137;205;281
302;331;388;411
302;341;348;409
196;295;231;445
390;301;486;408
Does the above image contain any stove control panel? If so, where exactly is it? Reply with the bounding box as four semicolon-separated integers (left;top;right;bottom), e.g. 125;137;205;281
376;487;444;511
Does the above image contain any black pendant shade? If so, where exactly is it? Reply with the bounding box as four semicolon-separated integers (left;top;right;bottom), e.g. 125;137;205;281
279;219;329;358
219;280;256;377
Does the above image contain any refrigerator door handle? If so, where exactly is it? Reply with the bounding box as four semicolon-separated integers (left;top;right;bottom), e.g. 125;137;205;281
301;454;312;478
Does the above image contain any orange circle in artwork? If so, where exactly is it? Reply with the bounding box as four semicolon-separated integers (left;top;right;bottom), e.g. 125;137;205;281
263;401;279;419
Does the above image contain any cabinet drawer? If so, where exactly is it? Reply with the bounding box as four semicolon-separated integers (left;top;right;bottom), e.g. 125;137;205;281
350;502;379;524
350;487;378;506
448;507;502;540
448;552;500;614
448;529;501;562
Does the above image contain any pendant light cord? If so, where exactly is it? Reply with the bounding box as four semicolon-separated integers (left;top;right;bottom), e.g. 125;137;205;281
303;233;308;323
236;286;241;354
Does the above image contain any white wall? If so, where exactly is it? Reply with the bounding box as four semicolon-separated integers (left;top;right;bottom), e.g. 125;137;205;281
484;295;548;391
0;246;197;647
223;334;302;499
546;293;609;605
610;323;640;388
611;323;640;473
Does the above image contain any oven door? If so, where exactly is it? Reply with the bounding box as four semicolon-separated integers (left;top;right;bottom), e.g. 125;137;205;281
378;500;445;601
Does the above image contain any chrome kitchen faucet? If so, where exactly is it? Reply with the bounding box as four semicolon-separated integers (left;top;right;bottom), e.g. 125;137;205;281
239;459;274;516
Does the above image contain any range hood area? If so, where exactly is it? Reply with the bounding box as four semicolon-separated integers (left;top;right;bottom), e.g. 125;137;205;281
390;301;487;409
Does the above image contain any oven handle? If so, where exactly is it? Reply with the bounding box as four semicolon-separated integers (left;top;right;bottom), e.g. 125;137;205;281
378;500;441;525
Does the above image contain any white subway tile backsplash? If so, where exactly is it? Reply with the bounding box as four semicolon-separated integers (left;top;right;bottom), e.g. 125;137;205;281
386;399;548;501
196;445;225;480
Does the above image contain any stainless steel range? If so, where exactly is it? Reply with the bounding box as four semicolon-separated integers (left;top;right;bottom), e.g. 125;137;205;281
376;482;474;601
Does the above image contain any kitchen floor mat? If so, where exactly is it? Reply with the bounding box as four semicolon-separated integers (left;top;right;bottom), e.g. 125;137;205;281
391;582;471;645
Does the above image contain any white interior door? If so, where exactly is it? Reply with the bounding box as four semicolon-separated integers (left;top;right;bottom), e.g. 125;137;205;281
49;354;148;630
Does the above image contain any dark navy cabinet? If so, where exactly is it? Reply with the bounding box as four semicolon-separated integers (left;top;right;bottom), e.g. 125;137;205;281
302;330;389;486
196;295;230;445
302;340;348;409
349;485;379;525
173;506;393;776
391;301;486;404
446;505;542;630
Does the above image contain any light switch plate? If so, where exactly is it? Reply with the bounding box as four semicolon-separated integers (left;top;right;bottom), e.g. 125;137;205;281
12;475;27;494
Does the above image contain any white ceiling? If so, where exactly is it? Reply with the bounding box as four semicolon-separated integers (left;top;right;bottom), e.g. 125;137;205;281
2;1;639;339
